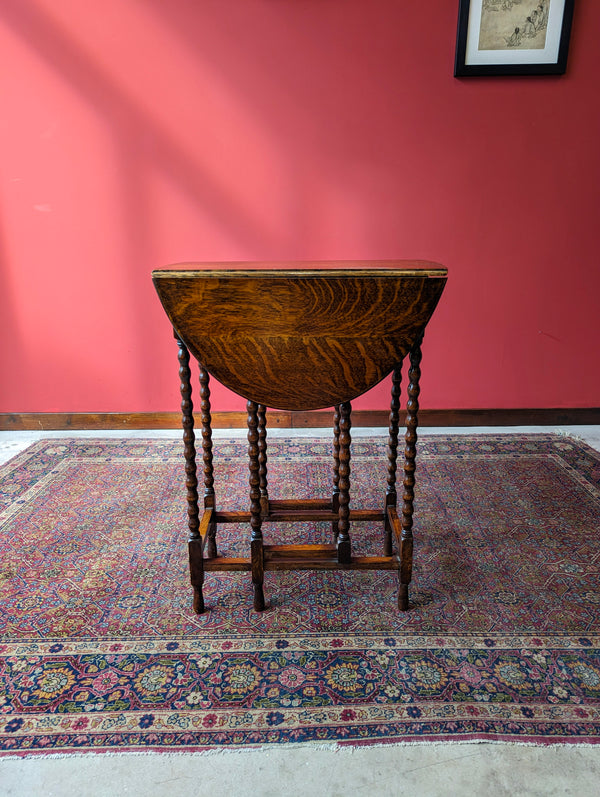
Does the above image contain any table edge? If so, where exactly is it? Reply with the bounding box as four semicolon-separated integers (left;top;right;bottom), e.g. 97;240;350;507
152;266;448;279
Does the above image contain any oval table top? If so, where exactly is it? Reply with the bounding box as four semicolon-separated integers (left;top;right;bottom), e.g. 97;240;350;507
152;261;448;410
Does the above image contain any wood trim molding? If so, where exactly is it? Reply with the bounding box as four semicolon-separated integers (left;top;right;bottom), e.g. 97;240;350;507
1;409;599;431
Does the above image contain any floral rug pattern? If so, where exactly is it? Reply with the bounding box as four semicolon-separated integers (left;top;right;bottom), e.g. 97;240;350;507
0;434;599;753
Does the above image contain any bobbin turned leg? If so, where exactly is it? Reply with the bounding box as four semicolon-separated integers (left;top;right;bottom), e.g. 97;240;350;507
337;401;352;564
257;404;269;517
332;404;341;542
248;400;266;611
199;365;217;558
399;336;423;611
175;333;204;614
385;364;403;557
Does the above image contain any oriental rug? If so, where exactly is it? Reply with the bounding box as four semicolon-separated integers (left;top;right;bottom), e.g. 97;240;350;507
0;434;599;755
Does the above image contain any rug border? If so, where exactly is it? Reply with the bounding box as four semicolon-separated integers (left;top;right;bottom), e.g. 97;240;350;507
2;433;599;753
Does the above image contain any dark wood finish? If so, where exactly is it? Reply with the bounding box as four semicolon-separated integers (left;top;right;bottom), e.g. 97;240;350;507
176;335;200;542
188;537;205;614
212;506;385;524
332;405;341;543
262;555;399;571
175;334;204;614
198;365;217;559
399;336;423;611
336;401;352;565
152;262;447;410
3;407;599;431
247;400;266;611
199;552;400;572
257;404;269;517
152;262;448;615
198;367;215;504
384;364;402;556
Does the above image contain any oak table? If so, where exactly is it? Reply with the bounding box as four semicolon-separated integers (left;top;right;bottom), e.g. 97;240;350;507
152;262;447;613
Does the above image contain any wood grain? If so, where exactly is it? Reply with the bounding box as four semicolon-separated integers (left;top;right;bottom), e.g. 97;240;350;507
152;263;447;410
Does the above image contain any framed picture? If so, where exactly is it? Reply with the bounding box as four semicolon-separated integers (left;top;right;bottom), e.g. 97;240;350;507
454;0;575;76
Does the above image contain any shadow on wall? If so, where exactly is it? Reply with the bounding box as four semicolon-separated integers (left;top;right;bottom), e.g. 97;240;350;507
0;1;290;409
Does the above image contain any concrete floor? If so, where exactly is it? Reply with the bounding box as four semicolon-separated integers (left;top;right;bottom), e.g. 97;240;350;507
1;426;599;797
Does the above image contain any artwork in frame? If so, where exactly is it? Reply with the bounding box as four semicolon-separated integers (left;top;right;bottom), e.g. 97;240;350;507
454;0;575;76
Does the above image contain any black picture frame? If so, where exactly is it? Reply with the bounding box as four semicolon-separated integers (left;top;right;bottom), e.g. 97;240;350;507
455;0;575;76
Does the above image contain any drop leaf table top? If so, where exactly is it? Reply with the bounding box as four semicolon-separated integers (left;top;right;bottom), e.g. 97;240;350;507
152;261;447;411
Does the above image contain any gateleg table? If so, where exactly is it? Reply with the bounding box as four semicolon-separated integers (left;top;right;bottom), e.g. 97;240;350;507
152;262;447;613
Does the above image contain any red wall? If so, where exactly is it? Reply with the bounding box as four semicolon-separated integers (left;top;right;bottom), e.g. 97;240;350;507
1;0;599;413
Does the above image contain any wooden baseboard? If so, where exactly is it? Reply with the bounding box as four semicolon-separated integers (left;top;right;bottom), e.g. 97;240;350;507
1;408;599;431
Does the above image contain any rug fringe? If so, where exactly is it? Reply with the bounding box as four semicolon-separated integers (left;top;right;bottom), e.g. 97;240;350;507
1;738;599;761
554;428;586;442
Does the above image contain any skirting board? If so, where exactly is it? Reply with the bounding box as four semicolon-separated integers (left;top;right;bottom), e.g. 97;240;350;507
1;409;599;431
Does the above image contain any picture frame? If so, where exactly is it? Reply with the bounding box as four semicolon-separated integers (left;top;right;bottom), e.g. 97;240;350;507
454;0;575;76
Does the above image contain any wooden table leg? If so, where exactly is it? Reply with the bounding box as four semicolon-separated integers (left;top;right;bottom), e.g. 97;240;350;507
399;336;423;611
176;333;204;614
336;401;352;564
199;365;217;559
257;404;269;517
248;400;266;610
332;404;340;542
385;364;402;556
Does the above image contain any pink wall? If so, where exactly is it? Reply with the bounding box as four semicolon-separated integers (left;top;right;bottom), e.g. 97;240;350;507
1;0;599;414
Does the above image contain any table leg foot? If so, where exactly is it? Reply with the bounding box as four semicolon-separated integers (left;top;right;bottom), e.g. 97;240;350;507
189;538;205;613
337;538;351;564
253;584;266;612
192;586;205;614
398;583;410;611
